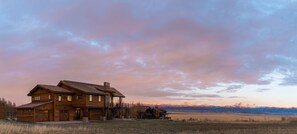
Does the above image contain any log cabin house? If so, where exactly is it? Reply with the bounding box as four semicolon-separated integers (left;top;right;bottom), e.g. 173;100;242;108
16;80;125;122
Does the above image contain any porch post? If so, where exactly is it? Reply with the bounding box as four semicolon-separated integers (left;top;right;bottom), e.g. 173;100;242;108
119;97;122;107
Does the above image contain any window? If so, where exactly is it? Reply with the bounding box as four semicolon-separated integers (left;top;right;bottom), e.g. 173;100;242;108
58;95;62;102
67;96;72;101
89;95;92;102
48;95;51;100
76;95;82;100
109;96;112;103
98;96;102;102
34;96;40;101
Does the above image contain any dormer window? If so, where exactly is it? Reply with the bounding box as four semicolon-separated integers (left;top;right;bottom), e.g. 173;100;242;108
34;96;40;100
58;95;62;102
89;95;92;102
76;95;82;101
67;96;72;101
98;96;102;102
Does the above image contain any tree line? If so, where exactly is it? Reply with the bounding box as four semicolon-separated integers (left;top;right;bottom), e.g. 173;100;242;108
0;98;16;119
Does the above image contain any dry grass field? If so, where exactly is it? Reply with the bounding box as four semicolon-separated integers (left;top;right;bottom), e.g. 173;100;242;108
2;119;297;134
2;112;297;134
169;112;297;122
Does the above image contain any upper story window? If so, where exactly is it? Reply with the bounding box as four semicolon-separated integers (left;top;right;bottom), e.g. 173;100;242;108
98;96;102;102
76;95;82;101
34;96;40;101
67;96;72;101
89;95;92;102
58;95;62;102
48;95;51;100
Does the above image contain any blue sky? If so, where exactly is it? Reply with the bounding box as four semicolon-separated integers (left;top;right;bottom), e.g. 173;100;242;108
0;0;297;107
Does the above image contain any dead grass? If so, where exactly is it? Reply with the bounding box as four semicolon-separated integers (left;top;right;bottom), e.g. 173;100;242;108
2;112;297;134
179;128;297;134
0;120;102;134
169;112;297;123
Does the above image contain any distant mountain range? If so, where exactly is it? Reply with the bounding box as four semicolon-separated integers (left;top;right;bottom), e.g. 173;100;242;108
160;105;297;115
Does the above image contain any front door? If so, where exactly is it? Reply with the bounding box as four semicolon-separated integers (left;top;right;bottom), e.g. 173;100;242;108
74;108;81;120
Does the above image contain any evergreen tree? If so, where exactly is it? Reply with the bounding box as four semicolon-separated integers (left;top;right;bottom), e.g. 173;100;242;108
0;98;16;119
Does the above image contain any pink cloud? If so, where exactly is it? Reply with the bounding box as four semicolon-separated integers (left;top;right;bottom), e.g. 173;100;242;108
1;0;297;107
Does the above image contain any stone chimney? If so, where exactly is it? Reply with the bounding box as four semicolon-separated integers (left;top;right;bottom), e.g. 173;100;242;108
104;82;110;89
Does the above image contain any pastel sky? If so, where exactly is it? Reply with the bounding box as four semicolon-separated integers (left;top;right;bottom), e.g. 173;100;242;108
1;0;297;107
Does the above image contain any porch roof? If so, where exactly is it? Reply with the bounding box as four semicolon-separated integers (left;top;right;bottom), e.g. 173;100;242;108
17;101;52;109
